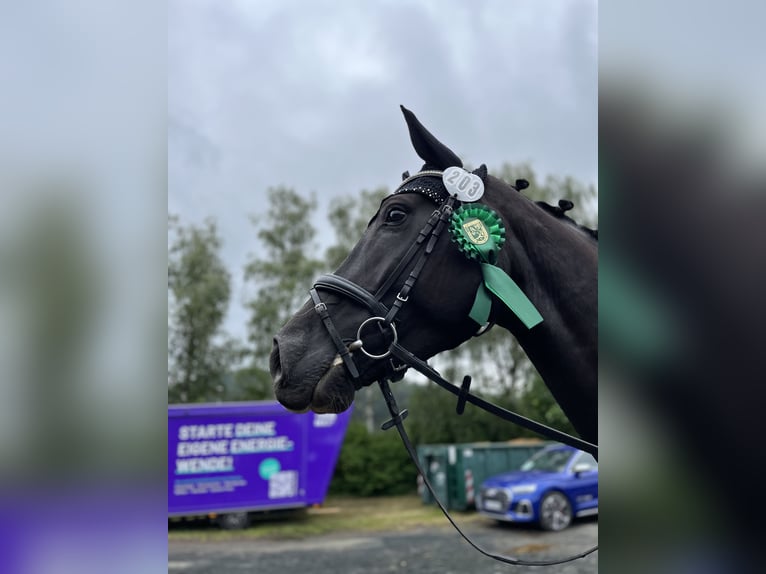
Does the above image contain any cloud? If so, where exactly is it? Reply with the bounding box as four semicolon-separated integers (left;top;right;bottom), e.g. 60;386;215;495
168;0;598;340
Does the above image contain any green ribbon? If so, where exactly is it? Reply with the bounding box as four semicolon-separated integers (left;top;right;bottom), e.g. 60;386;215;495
451;205;543;329
474;263;543;328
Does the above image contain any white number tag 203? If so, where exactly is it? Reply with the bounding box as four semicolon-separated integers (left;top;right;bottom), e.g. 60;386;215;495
443;166;485;202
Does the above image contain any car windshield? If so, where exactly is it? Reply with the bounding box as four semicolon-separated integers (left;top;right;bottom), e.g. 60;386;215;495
520;448;573;472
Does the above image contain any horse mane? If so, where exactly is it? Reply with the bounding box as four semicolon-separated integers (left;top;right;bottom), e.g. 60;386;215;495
534;200;599;241
493;175;598;241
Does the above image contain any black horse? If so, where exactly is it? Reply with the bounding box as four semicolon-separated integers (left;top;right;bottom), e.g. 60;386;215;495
270;107;597;446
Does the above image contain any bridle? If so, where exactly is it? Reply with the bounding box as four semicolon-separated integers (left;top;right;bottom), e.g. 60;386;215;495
310;171;451;385
309;171;598;566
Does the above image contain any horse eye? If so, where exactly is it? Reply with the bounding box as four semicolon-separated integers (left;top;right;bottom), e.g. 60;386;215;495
385;208;407;224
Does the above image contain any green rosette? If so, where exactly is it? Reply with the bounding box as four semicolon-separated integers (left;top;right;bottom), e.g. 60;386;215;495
450;205;543;329
449;205;506;264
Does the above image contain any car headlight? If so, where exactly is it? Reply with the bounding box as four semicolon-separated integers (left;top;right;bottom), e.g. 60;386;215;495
510;484;538;494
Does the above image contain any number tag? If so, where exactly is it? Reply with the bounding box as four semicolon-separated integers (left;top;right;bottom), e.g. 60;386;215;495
443;166;485;202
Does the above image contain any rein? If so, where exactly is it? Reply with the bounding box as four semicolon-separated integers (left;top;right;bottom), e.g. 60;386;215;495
378;379;598;567
309;172;598;566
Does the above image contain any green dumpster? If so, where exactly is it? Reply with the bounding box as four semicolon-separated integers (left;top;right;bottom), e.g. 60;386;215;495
416;444;450;506
417;439;550;511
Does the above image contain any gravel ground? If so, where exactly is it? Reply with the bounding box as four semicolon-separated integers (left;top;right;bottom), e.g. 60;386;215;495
168;518;597;573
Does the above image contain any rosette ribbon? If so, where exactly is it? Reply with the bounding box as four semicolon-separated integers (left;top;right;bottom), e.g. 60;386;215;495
450;205;543;329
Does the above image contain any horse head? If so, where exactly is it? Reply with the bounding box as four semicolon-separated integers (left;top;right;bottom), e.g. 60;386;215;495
270;107;597;444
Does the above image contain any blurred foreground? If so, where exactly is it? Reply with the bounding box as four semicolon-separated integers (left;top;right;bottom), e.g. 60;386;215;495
599;2;766;573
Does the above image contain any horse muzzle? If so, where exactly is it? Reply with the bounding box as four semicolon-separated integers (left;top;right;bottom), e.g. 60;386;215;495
270;333;360;414
270;337;311;412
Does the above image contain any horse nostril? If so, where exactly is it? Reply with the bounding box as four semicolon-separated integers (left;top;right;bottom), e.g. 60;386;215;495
270;339;283;382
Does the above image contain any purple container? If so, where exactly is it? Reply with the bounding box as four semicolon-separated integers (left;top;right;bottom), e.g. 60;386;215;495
168;401;351;519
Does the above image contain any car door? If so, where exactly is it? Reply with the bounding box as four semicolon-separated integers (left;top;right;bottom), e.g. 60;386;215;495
567;452;598;513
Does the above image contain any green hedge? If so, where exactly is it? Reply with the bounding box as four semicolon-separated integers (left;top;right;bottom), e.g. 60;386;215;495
329;422;416;496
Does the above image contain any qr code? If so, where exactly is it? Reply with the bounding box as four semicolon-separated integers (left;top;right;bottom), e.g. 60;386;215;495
268;471;298;499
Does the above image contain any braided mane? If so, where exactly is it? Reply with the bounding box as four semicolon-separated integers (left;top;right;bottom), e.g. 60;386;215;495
534;199;598;241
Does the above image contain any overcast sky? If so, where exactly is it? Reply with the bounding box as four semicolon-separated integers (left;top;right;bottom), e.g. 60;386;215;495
168;0;598;341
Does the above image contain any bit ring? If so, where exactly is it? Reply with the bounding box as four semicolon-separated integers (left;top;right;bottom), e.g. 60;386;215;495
355;316;398;359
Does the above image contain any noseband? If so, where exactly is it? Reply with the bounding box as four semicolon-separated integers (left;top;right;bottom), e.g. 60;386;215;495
309;172;598;566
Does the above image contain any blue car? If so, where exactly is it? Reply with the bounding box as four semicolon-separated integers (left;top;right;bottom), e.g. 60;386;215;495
477;444;598;531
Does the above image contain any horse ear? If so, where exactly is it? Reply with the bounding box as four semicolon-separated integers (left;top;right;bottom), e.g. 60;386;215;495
472;164;488;183
400;105;463;170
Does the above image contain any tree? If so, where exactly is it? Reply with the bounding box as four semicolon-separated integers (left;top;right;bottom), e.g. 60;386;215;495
168;216;238;403
241;187;383;403
326;187;389;431
224;365;274;401
325;187;389;268
329;421;415;496
406;381;530;445
244;187;325;364
493;162;598;228
518;373;577;436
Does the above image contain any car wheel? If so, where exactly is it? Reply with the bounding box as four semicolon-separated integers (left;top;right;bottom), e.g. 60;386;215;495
217;512;250;530
539;491;572;531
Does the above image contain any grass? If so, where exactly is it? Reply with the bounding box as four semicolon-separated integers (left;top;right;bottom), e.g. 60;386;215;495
168;495;485;541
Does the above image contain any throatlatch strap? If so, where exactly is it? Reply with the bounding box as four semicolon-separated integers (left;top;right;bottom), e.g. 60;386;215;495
384;203;453;324
374;208;442;300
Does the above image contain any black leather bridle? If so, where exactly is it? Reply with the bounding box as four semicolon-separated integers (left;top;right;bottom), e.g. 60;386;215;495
310;174;454;387
309;172;598;566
